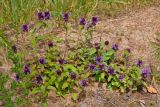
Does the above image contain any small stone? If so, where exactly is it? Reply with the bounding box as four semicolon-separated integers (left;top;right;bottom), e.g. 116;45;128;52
0;101;3;106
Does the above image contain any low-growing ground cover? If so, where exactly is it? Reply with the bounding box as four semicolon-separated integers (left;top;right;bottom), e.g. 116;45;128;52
0;1;160;107
0;9;156;106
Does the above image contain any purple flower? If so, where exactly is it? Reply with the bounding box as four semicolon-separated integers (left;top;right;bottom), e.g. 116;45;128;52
80;79;88;87
48;41;54;47
70;72;76;80
91;16;99;26
62;13;69;22
94;56;103;64
44;11;50;20
22;24;29;32
99;64;105;71
112;44;119;50
89;64;96;71
79;18;86;25
58;58;67;65
136;60;143;67
36;75;43;84
107;66;115;75
23;64;30;74
119;74;125;80
15;74;20;81
39;58;46;64
141;68;150;78
37;12;45;20
55;70;61;76
12;45;17;53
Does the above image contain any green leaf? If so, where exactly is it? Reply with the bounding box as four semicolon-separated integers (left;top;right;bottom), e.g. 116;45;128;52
127;80;133;86
31;39;36;47
111;81;120;87
47;86;55;90
120;86;125;92
61;72;69;78
68;51;75;59
63;64;77;73
41;85;46;93
55;81;59;89
100;73;105;80
62;82;69;89
42;101;48;107
108;75;112;82
103;49;115;60
48;76;56;85
106;49;114;56
36;35;45;41
88;48;96;56
72;93;78;101
32;87;41;94
132;87;137;91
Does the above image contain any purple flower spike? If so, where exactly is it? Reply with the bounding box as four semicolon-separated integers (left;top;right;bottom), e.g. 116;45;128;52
22;24;29;32
91;16;99;26
94;56;103;64
44;11;50;20
55;70;61;76
99;64;105;71
112;44;119;50
79;18;86;25
80;79;88;87
89;64;96;71
62;13;69;22
141;68;150;78
23;64;30;74
15;74;20;81
70;72;77;80
119;74;125;81
37;12;45;20
12;45;17;53
36;75;43;84
48;41;54;47
39;58;46;64
136;59;143;67
107;66;115;75
58;58;67;65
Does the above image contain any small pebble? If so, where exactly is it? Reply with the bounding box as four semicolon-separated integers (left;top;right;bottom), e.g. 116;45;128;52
0;101;3;106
